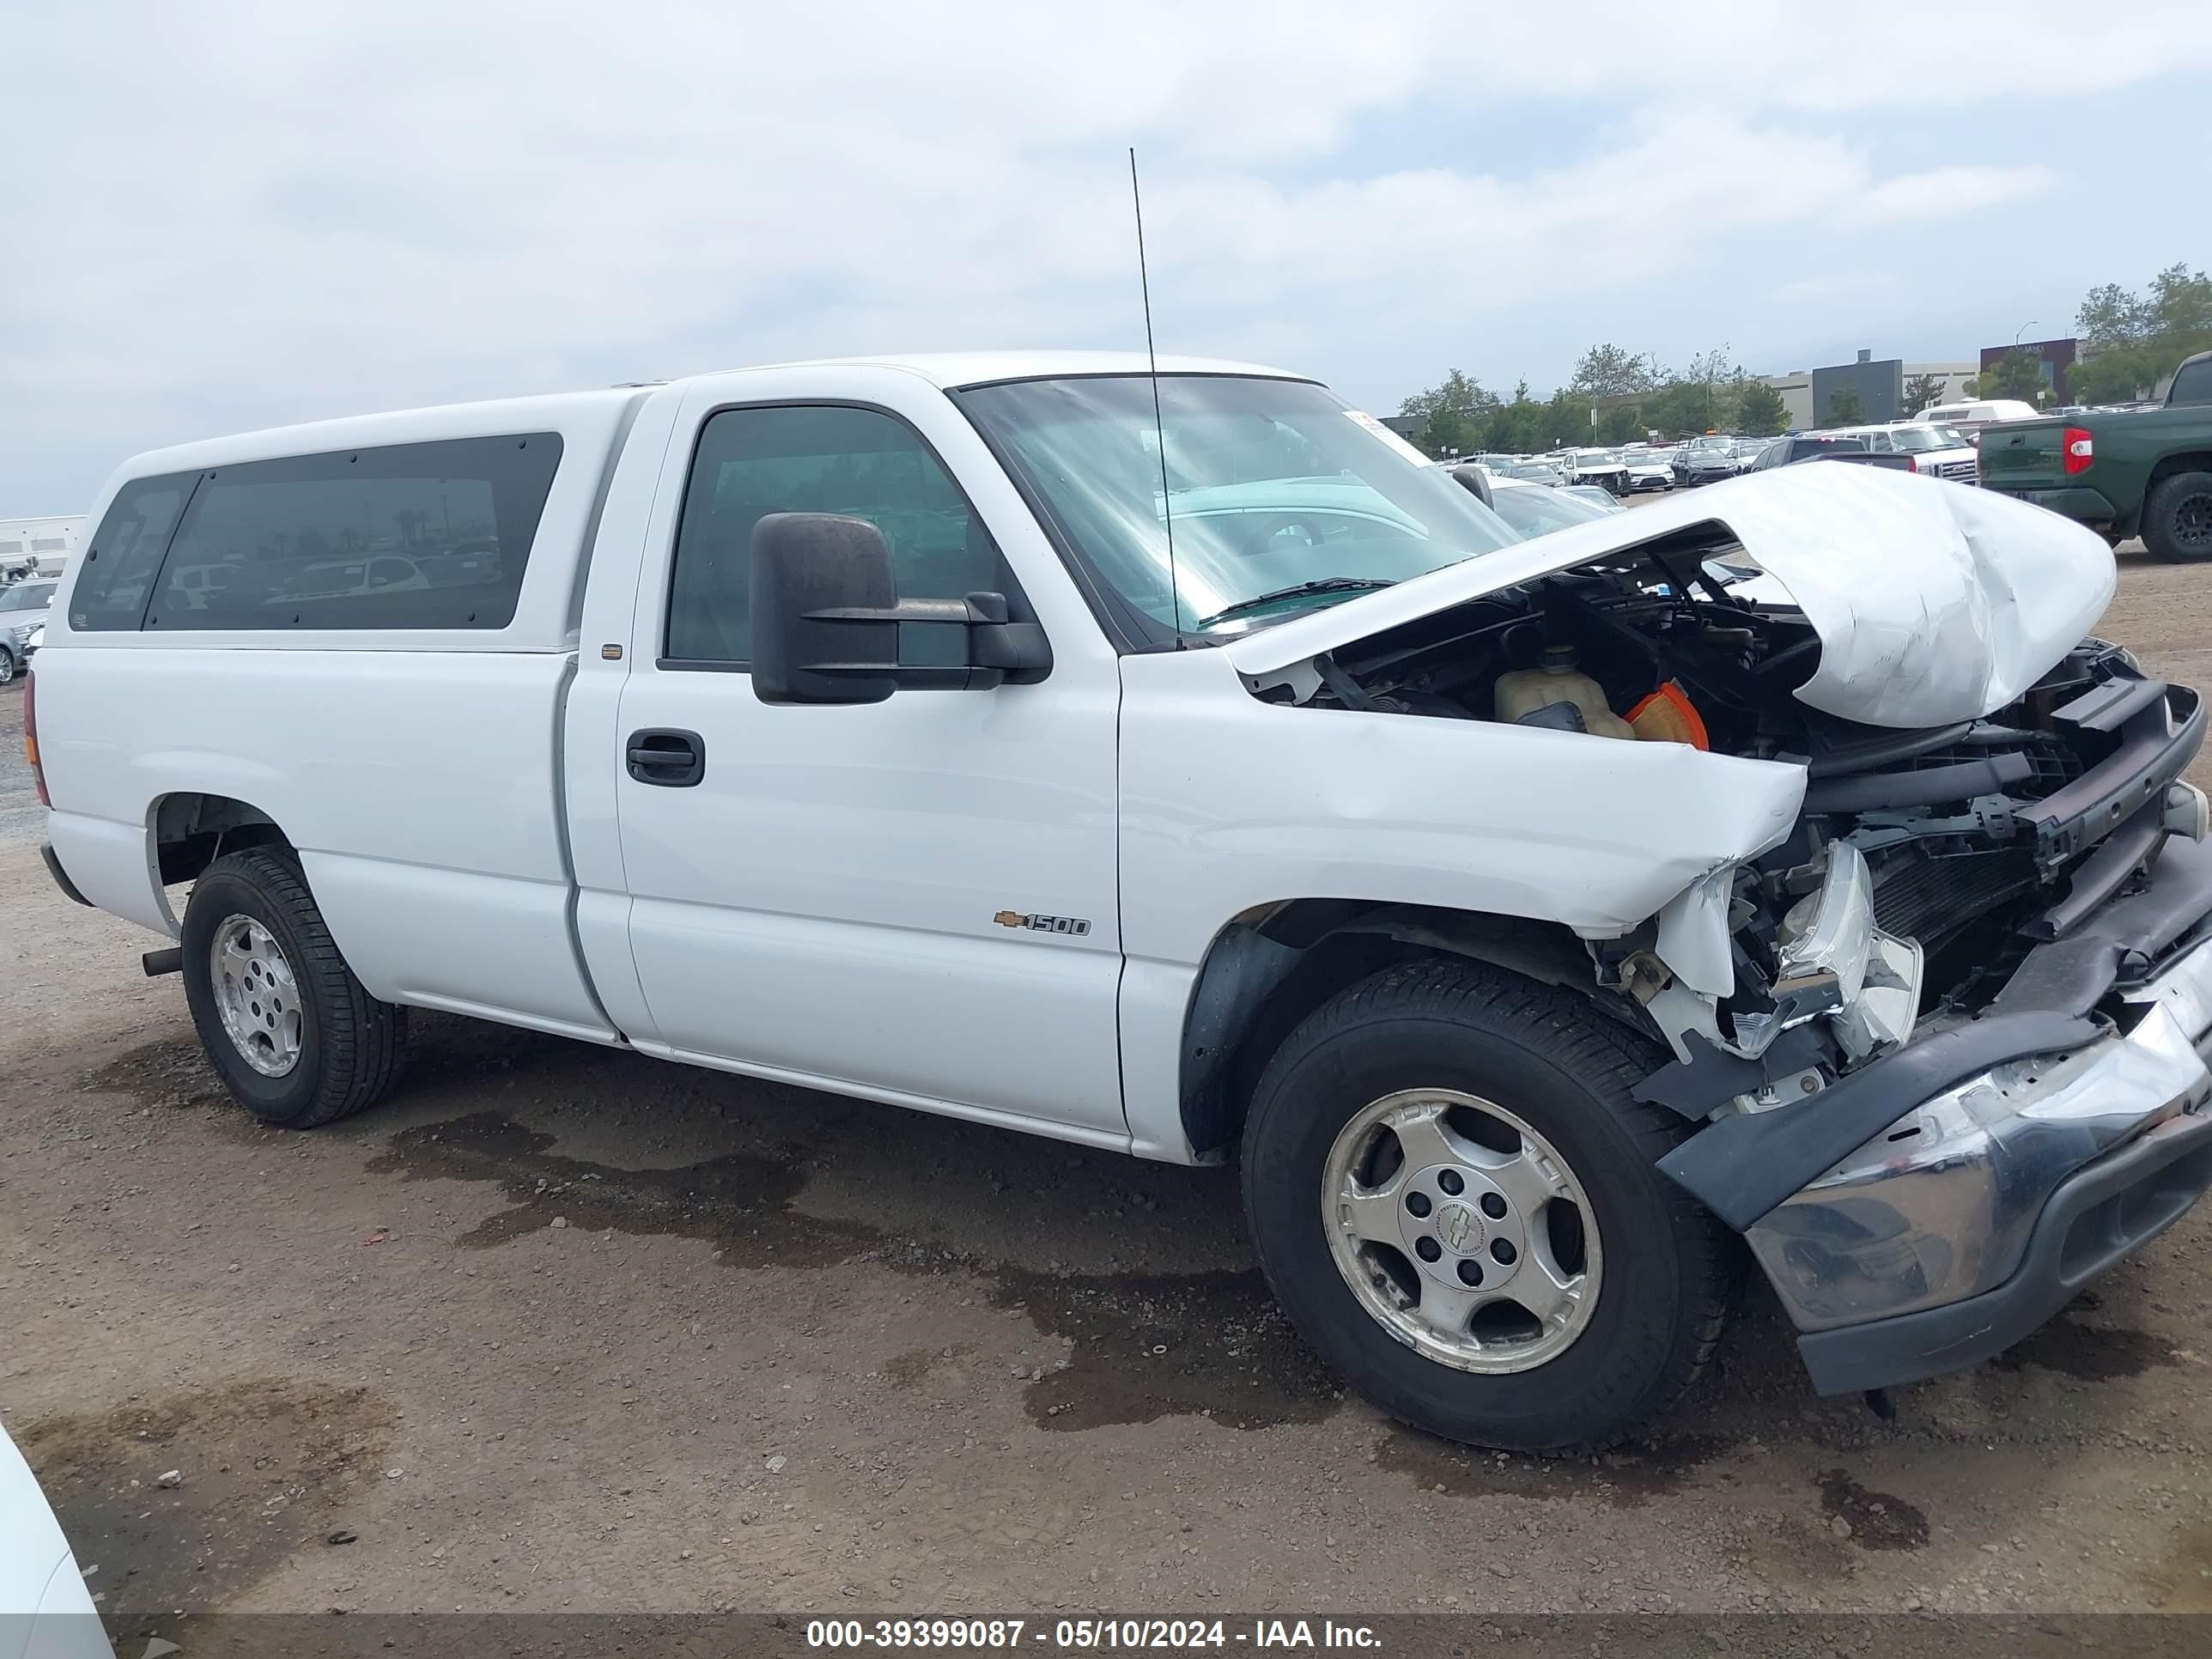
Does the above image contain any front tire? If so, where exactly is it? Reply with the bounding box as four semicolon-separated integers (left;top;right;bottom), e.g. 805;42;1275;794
1241;960;1733;1453
180;848;407;1127
2143;470;2212;562
0;646;15;684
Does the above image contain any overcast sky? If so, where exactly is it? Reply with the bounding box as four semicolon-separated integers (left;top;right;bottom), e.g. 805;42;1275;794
7;1;2211;509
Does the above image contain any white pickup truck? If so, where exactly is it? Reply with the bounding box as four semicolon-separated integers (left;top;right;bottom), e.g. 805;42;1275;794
30;352;2212;1453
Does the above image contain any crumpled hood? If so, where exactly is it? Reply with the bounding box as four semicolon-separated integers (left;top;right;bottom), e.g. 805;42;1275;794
1227;462;2117;729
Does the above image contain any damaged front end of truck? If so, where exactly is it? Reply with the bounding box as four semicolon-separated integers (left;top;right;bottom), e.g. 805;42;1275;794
1229;464;2212;1395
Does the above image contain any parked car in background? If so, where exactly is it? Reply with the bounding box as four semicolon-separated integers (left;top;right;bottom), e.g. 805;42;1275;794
1622;451;1676;492
1831;423;1979;483
1;1419;112;1657
1564;447;1630;494
1747;434;1914;473
1674;435;1741;486
1563;483;1629;513
1502;459;1568;487
1440;465;1622;538
0;577;57;683
1911;398;2040;439
1978;349;2212;558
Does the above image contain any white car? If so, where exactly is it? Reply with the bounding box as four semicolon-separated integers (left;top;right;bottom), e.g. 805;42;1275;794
0;579;57;684
1911;398;2040;438
31;352;2212;1455
1829;423;1980;484
0;1420;112;1658
1621;451;1676;492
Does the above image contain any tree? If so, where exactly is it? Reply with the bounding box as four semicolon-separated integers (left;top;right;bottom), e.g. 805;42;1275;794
2073;263;2212;402
1901;373;1949;416
1596;405;1644;445
1978;349;2047;404
1567;343;1660;400
1734;380;1790;435
1398;368;1499;457
1488;380;1548;453
1819;387;1866;428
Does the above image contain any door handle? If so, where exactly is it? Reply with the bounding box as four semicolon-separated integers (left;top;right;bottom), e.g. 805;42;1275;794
626;728;705;787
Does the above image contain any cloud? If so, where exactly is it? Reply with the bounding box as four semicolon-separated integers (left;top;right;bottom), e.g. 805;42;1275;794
3;1;2209;503
1774;272;1905;306
1845;166;2062;226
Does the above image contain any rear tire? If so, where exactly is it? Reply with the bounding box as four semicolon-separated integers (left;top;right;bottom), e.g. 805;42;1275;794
1241;959;1734;1454
2142;470;2212;562
180;848;407;1127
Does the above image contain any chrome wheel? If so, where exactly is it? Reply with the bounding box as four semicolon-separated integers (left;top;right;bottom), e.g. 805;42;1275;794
1322;1088;1602;1373
210;915;302;1078
0;648;15;684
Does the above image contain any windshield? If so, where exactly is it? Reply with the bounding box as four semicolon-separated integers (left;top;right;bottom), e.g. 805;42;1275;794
0;581;56;612
955;375;1518;636
1887;426;1962;452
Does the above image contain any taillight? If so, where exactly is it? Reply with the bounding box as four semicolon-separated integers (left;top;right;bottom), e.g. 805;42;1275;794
2063;427;2094;474
22;671;46;806
1905;456;1919;473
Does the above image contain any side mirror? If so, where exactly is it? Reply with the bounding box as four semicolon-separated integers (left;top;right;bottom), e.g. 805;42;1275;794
749;513;1051;706
1449;464;1494;508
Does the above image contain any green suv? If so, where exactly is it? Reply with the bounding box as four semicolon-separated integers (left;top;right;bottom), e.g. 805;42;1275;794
1978;349;2212;559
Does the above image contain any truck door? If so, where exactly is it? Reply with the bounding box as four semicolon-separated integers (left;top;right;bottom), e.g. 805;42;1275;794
601;375;1126;1139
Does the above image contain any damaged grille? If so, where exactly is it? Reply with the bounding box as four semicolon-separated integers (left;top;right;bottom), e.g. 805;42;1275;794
1902;735;2083;801
1871;844;2039;948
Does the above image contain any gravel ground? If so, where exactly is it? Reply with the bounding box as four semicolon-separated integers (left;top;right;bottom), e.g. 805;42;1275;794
3;550;2212;1634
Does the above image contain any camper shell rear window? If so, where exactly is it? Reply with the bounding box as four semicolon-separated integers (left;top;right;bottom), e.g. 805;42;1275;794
70;434;563;632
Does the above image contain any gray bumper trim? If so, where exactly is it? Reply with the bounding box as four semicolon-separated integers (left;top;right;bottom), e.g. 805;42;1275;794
1796;1109;2212;1395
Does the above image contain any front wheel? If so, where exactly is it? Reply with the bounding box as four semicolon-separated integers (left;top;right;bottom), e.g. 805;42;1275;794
180;848;408;1127
1242;960;1734;1453
0;646;15;684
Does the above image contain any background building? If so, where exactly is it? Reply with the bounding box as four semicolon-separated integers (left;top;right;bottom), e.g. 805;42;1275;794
0;514;82;577
1978;337;2079;404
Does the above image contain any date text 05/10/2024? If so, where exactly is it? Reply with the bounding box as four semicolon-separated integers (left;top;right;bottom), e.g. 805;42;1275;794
804;1619;1382;1650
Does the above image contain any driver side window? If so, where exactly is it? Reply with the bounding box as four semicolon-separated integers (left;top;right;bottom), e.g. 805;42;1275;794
665;404;1006;667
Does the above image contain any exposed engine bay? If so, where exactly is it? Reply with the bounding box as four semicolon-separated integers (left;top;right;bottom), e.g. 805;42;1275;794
1255;527;2211;1115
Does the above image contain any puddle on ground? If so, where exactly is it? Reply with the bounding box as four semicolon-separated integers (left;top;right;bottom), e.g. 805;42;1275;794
372;1111;1341;1432
991;1265;1340;1431
368;1111;874;1265
1991;1311;2178;1380
2142;1520;2212;1611
12;1378;395;1613
1815;1468;1929;1551
1376;1427;1736;1508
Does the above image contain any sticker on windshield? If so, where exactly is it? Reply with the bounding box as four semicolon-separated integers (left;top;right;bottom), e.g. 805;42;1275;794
1345;410;1435;468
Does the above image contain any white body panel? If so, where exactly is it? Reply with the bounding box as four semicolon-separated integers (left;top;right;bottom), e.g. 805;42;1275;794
1229;462;2115;730
0;1424;112;1657
604;366;1125;1134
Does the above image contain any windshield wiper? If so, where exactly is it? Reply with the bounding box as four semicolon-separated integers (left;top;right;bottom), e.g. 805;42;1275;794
1196;577;1395;629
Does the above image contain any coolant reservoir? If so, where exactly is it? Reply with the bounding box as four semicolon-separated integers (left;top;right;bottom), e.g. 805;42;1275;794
1495;645;1637;739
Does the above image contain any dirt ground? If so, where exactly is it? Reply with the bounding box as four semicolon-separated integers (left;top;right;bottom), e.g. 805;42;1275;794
4;551;2212;1634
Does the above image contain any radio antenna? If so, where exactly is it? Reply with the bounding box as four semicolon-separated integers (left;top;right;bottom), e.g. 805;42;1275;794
1129;147;1184;643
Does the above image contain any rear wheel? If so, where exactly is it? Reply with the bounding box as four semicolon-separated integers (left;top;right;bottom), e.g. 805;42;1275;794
180;848;407;1127
1241;960;1734;1453
2142;470;2212;562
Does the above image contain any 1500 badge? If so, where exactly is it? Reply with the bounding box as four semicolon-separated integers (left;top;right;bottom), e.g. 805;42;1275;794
994;910;1091;937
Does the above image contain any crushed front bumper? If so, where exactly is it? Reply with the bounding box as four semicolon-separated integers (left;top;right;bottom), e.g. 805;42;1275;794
1756;929;2212;1393
1658;825;2212;1395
